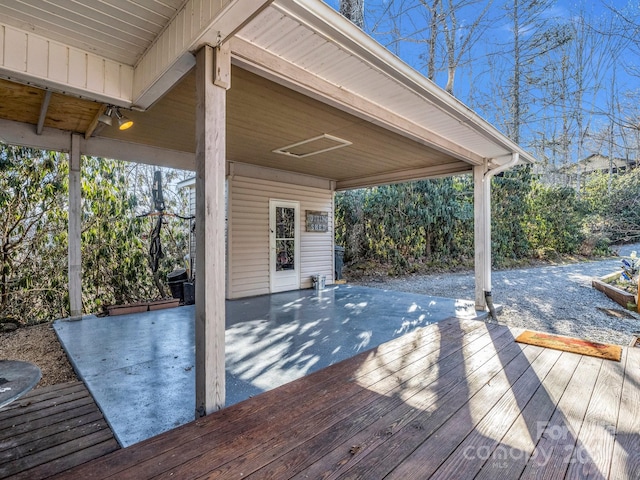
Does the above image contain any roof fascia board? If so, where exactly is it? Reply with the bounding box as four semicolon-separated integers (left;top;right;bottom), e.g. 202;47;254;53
132;0;274;109
0;23;133;106
230;37;484;166
274;0;535;164
177;177;196;189
336;161;472;191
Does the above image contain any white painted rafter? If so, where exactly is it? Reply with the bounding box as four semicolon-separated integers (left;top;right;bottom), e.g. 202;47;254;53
36;91;52;135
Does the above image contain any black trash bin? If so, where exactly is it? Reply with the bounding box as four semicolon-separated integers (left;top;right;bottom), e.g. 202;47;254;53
334;245;345;280
167;268;188;303
183;282;195;305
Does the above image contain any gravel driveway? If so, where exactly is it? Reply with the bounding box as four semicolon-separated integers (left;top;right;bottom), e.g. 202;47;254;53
353;243;640;346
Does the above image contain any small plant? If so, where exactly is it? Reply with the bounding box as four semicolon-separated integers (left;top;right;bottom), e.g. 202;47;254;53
615;251;639;297
620;251;639;281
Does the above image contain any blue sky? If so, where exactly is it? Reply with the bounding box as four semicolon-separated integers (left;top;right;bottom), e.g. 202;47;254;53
322;0;640;162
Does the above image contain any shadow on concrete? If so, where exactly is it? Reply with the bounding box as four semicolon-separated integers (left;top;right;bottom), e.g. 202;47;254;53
54;285;483;447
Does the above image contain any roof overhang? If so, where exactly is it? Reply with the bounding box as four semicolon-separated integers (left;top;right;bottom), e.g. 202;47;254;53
0;0;535;190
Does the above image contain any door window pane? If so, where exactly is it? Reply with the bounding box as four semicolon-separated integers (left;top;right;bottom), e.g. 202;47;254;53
276;207;295;238
275;206;295;271
276;239;295;271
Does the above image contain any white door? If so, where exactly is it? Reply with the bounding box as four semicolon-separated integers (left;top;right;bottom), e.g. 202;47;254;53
269;200;301;293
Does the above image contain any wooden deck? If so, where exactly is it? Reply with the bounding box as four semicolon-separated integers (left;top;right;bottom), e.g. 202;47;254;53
0;381;119;479
11;317;640;479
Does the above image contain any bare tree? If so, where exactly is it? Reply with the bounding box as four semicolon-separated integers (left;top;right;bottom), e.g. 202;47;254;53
340;0;365;29
503;0;560;144
438;0;493;94
368;0;492;95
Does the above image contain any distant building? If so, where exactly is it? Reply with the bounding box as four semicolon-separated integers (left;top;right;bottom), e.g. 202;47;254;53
561;154;638;189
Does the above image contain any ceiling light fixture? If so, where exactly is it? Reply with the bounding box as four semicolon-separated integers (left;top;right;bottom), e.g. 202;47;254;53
114;107;134;130
97;106;113;126
97;105;134;130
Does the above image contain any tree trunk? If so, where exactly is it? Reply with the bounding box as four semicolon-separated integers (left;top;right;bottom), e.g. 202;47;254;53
511;0;521;144
153;270;166;299
427;0;440;81
339;0;364;29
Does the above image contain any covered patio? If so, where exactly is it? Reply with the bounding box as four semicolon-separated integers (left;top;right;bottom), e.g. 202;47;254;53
0;0;537;416
53;285;483;447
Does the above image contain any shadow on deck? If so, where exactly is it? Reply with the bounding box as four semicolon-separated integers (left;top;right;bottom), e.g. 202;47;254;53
40;318;640;479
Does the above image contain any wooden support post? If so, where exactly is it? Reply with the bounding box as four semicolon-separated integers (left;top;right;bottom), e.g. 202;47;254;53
473;162;487;311
195;44;228;417
68;134;83;319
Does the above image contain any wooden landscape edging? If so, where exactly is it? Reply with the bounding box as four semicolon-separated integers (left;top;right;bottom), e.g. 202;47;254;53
107;299;180;316
592;272;637;311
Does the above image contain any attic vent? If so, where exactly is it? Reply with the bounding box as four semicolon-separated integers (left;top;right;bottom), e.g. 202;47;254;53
273;134;352;158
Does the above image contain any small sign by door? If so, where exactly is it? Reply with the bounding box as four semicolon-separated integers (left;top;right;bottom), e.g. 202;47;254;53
306;211;328;232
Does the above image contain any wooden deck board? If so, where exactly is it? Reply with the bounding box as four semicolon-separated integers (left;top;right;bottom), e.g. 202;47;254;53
0;381;119;479
0;383;86;415
250;322;516;480
519;354;603;479
0;410;105;454
382;344;546;479
427;346;564;480
10;440;120;480
474;351;582;479
12;319;635;480
322;338;528;480
565;347;626;478
178;321;505;480
610;346;640;479
115;319;488;480
287;323;520;480
190;321;512;479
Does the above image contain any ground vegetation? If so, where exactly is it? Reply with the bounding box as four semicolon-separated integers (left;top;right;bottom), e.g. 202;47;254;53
0;145;190;326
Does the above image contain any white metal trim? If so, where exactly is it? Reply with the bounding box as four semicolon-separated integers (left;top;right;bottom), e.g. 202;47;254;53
228;162;335;190
335;161;472;190
272;133;352;158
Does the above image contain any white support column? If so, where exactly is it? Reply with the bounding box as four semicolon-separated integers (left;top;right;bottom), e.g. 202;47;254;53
474;153;519;313
473;162;488;310
195;44;229;417
68;134;83;319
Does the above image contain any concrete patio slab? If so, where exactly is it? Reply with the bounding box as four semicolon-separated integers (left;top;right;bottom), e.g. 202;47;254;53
54;285;485;447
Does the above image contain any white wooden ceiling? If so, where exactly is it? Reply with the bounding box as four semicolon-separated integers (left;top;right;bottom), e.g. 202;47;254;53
0;0;185;65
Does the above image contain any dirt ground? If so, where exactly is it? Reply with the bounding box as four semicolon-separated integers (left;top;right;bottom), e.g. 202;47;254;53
0;323;77;388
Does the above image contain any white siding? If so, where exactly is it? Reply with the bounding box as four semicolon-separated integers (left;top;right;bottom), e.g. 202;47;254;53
0;23;134;105
229;175;334;299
